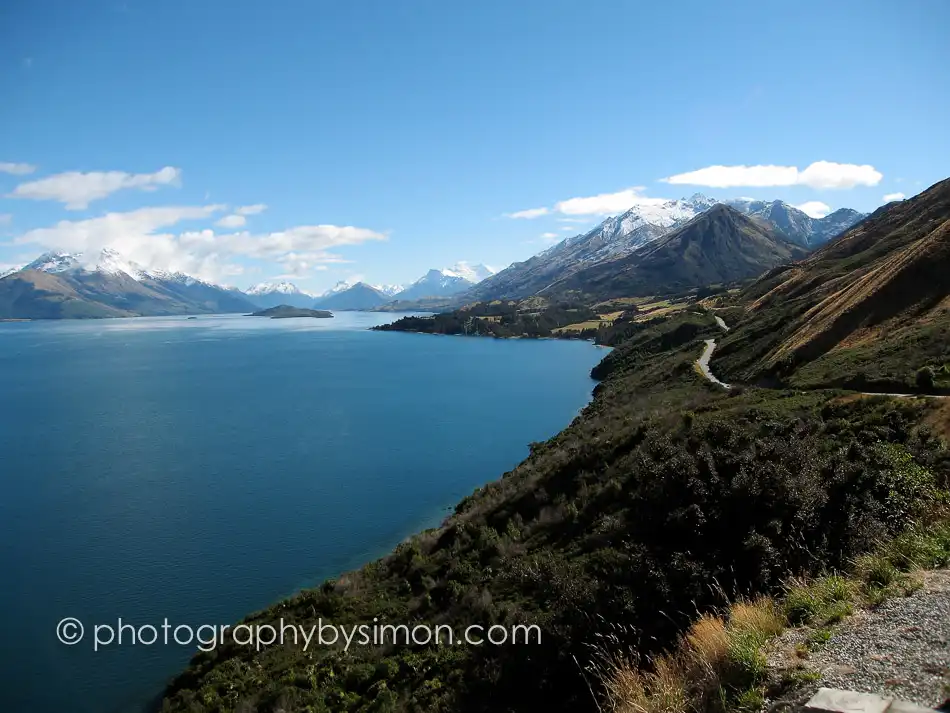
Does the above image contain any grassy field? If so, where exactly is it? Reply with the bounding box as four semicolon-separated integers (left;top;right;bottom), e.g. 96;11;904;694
555;300;689;334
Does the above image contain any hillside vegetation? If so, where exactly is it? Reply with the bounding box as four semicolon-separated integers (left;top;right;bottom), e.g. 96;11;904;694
161;181;950;713
714;178;950;393
372;300;600;339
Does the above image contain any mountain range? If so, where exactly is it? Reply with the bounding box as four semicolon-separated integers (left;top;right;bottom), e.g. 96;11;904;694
0;193;866;319
541;204;809;300
312;282;395;311
725;198;865;247
0;249;257;319
0;254;498;319
459;194;866;304
244;281;317;309
391;264;496;301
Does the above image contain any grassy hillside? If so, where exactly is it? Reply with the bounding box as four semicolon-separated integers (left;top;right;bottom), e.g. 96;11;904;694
0;270;135;319
713;178;950;393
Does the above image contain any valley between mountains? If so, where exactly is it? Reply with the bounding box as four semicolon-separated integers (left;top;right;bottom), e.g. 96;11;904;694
160;179;950;713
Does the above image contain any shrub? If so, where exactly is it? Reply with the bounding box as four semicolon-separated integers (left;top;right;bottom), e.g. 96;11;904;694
916;366;936;391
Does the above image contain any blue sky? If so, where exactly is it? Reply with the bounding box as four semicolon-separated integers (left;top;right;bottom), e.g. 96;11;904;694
1;0;948;292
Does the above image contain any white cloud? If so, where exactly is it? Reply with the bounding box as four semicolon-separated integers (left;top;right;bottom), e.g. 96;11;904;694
273;255;333;279
216;214;247;228
508;187;669;221
661;161;882;190
14;205;385;283
561;226;575;231
506;206;550;219
9;166;182;209
794;201;832;219
540;232;558;239
215;203;267;228
554;187;667;216
0;162;37;175
236;204;267;216
882;192;905;202
797;161;883;189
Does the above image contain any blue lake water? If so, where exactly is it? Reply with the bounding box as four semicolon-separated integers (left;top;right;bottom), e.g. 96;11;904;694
0;312;605;713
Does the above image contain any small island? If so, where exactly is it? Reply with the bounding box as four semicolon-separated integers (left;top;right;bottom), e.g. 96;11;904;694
248;305;334;319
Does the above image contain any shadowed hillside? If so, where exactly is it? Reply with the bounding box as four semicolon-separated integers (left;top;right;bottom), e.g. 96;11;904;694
542;205;807;301
0;270;136;319
714;178;950;391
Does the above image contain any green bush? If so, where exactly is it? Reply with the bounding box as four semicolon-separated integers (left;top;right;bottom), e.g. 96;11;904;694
916;366;936;391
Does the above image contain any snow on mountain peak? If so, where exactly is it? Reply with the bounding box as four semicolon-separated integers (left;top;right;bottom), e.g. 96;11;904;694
447;261;496;283
84;248;150;279
25;249;149;279
247;281;311;296
20;249;226;287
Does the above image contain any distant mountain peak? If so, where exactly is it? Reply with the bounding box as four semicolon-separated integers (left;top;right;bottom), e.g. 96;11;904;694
446;261;496;283
3;249;257;319
247;281;312;297
312;281;393;310
391;264;492;301
320;278;398;298
726;198;866;247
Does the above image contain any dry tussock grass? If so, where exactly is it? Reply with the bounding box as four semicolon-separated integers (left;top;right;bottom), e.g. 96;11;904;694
597;598;785;713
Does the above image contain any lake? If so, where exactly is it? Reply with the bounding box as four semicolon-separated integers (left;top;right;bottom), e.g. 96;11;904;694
0;312;606;713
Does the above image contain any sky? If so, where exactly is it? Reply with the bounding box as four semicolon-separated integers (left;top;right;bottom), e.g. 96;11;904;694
1;0;948;292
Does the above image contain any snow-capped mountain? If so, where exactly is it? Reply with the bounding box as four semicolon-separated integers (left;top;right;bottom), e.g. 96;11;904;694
445;262;496;283
458;193;867;303
244;281;316;309
22;248;218;286
725;200;865;247
2;248;257;319
23;252;84;274
390;263;497;301
464;194;720;301
393;269;472;301
321;279;359;297
320;279;403;298
246;281;312;296
312;282;393;311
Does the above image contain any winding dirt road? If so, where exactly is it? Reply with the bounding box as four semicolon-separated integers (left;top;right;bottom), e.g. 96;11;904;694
695;313;947;398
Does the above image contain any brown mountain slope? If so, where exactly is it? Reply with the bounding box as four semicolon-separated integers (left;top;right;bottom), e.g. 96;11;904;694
714;177;950;390
0;270;135;319
540;205;806;301
0;264;258;319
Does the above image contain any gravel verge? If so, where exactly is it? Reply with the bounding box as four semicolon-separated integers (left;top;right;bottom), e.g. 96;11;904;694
806;569;950;707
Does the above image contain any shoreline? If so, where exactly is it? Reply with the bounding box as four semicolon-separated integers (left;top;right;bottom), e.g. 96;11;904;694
157;331;610;710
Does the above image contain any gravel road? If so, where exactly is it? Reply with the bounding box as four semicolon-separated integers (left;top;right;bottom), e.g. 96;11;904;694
808;569;950;707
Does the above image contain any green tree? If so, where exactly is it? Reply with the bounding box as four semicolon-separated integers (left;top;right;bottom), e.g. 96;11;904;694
916;365;936;392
